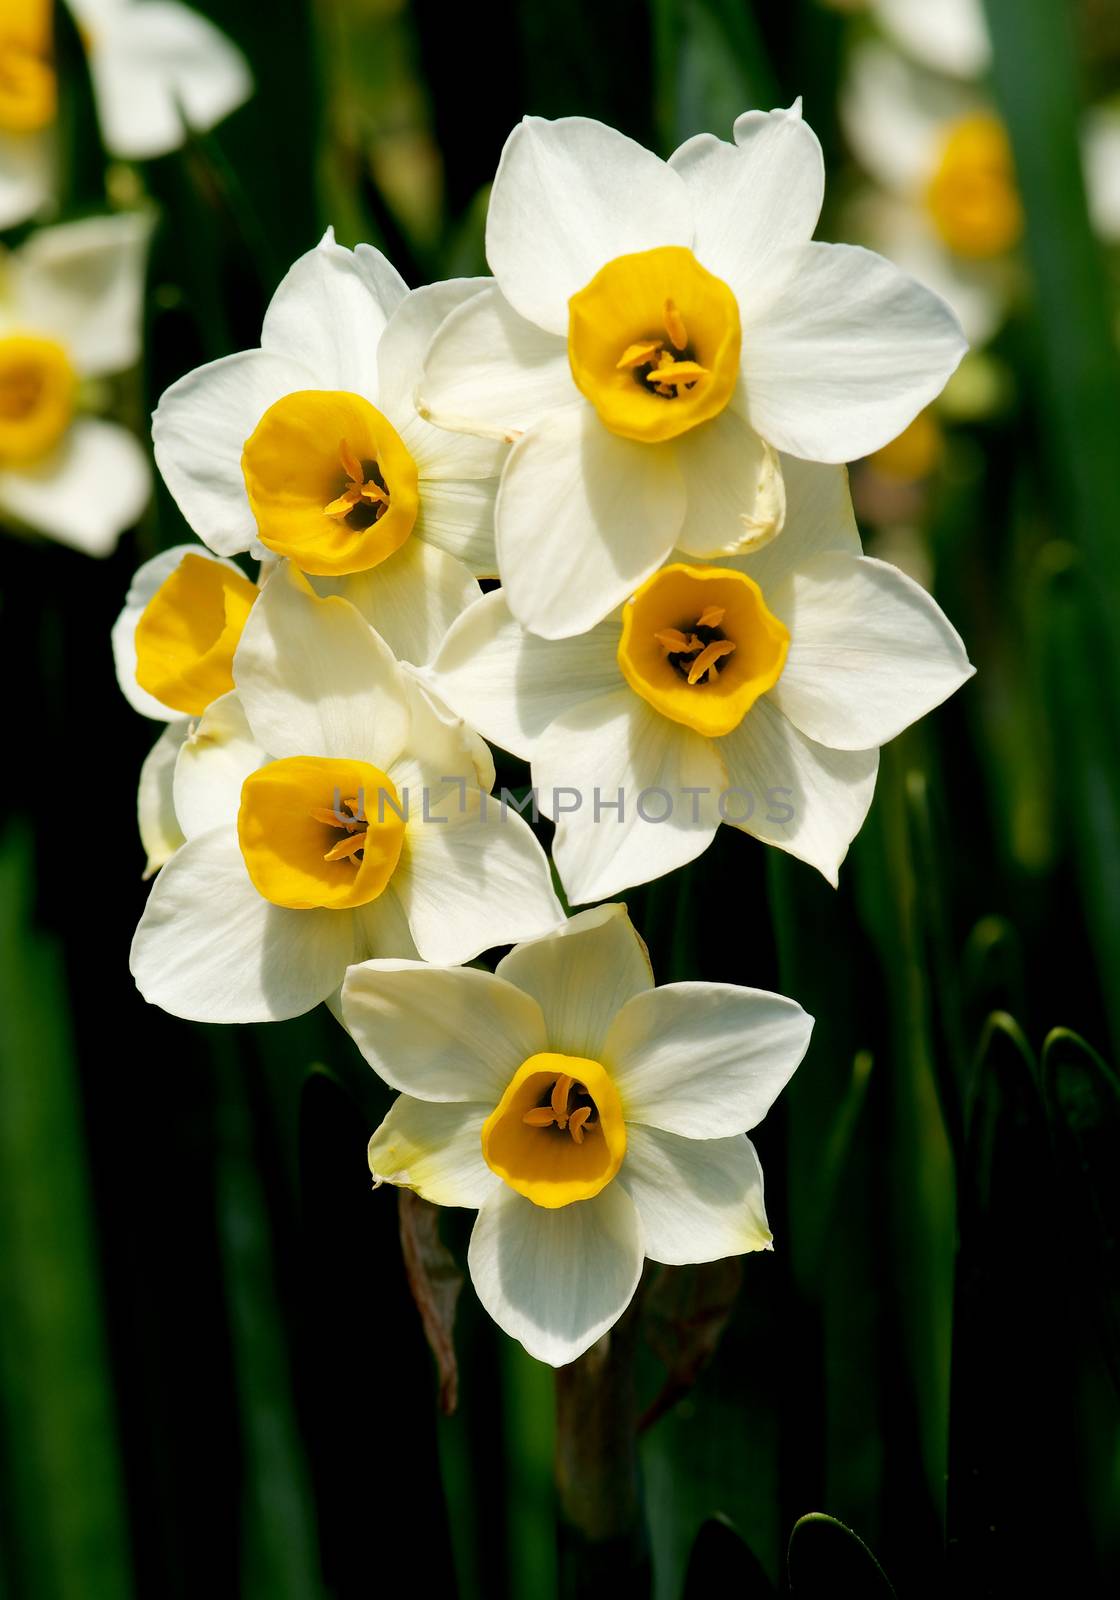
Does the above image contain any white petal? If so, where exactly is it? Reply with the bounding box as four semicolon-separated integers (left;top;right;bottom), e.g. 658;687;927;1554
112;543;247;720
494;903;654;1060
497;406;684;638
839;42;958;194
85;0;252;160
233;562;409;768
130;826;353;1022
377;275;492;418
394;787;563;965
723;457;862;593
0;129;52;231
717;697;879;886
0;417;149;555
259;230;407;397
137;720;189;878
620;1128;772;1264
673;407;785;557
313;538;480;668
173;690;266;840
428;589;620;761
367;1097;498;1209
341;960;548;1101
11;211;153;377
152;347;311;555
394;666;495;792
468;1182;644;1366
743;242;967;462
767;553;974;750
876;0;990;78
351;884;418;963
534;691;725;904
412;475;498;576
1084;105;1120;243
669;111;823;301
485;116;693;336
605;981;812;1137
417;284;575;440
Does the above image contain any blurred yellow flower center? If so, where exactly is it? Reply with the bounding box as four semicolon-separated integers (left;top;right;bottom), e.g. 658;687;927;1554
481;1052;626;1209
618;563;789;738
926;114;1022;259
0;334;75;465
568;246;741;443
134;553;258;717
241;390;420;577
238;756;406;911
869;408;944;482
0;1;55;134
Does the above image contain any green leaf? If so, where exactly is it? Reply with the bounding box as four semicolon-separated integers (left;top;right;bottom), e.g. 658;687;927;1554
787;1513;896;1597
683;1516;777;1597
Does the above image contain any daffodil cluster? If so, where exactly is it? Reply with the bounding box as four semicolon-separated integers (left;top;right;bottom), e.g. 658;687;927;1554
120;102;976;1363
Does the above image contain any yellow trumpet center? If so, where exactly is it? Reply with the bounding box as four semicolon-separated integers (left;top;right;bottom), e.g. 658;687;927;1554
0;334;75;465
241;390;420;577
134;553;258;717
567;246;741;443
926;113;1022;260
238;756;406;911
0;1;55;134
618;563;789;739
481;1052;627;1209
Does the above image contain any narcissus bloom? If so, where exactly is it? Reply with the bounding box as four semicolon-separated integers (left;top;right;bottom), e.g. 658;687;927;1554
0;213;151;553
418;104;966;637
130;563;563;1022
346;904;812;1365
153;230;504;661
428;459;974;900
65;0;251;160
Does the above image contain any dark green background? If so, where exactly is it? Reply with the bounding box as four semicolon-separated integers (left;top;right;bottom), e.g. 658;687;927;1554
2;1;1119;1595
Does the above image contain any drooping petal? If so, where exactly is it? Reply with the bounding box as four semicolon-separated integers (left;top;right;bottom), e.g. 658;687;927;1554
393;787;563;965
766;553;974;750
172;690;266;840
130;826;353;1022
533;691;726;904
669;109;823;302
717;696;879;886
152;347;311;555
620;1128;772;1264
428;589;621;761
467;1180;645;1365
233;562;409;769
137;720;189;879
314;539;481;668
485;116;693;336
725;456;862;593
673;405;785;558
605;981;812;1138
496;406;685;638
494;903;654;1060
341;960;548;1102
417;284;576;440
112;543;247;720
11;211;154;377
83;0;252;160
0;417;149;555
367;1096;499;1208
742;242;966;462
259;229;408;398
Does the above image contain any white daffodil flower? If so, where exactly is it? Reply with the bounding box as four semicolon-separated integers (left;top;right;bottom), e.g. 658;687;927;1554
65;0;251;161
345;903;813;1366
153;228;502;662
130;561;564;1023
417;104;966;638
426;458;974;902
840;42;1020;348
0;212;152;554
0;0;54;229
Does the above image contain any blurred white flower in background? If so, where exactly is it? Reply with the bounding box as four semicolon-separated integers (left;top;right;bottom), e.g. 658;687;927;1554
0;0;54;229
0;212;152;553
